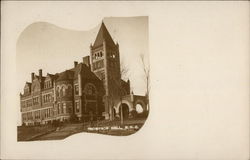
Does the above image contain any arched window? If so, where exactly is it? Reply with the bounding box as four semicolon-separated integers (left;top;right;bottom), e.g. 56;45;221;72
68;85;72;96
56;87;59;97
62;87;66;96
60;87;63;97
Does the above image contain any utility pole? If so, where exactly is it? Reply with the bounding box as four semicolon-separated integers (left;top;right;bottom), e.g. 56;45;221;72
120;100;123;126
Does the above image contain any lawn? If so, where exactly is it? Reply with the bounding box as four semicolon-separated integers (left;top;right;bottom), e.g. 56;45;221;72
18;118;147;141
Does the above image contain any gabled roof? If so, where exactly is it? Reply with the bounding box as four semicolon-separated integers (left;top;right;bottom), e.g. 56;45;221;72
93;22;116;48
56;70;74;81
25;82;31;88
69;63;101;81
45;73;56;80
81;63;101;80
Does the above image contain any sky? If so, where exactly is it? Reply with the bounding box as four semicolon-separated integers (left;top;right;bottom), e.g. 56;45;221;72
17;16;149;96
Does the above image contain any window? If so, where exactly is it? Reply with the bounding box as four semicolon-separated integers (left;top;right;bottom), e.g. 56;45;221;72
44;81;52;89
68;106;72;114
57;103;60;114
93;60;104;70
38;110;41;119
60;88;63;97
33;97;39;105
62;87;66;96
43;94;51;103
60;104;63;114
68;86;72;96
75;101;80;113
63;103;66;114
56;87;59;97
75;85;79;95
50;108;53;116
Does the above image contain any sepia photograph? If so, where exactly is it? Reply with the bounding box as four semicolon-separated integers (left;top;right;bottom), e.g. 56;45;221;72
17;17;149;141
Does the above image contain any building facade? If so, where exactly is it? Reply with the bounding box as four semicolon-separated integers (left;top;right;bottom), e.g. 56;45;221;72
20;22;147;126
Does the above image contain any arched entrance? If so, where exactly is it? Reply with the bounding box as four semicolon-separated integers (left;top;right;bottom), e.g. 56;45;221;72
119;103;129;120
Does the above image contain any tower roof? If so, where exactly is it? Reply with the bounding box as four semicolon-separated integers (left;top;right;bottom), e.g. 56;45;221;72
93;22;116;48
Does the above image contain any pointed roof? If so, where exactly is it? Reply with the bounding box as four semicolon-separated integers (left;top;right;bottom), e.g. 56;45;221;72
93;22;116;48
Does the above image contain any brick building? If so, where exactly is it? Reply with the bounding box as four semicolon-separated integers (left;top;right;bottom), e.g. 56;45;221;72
20;22;147;126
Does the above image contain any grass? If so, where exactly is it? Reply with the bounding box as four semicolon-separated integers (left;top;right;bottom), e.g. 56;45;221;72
17;118;147;141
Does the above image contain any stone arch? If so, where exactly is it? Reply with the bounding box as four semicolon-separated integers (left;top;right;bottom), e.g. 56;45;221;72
118;103;130;119
115;100;133;112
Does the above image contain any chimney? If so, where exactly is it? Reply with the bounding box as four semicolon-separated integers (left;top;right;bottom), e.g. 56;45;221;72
74;61;78;68
31;72;35;81
82;56;90;67
39;69;42;79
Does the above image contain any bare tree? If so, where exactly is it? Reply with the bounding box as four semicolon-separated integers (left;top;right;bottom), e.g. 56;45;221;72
120;61;129;81
140;54;150;110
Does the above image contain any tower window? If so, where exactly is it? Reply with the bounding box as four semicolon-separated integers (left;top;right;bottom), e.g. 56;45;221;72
75;101;80;113
75;84;79;95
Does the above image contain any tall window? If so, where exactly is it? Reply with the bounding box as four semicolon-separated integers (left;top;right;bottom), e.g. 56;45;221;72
63;103;66;114
60;88;63;97
43;94;51;103
75;101;80;113
68;86;72;96
56;87;59;97
75;85;79;95
62;87;66;96
33;97;39;105
57;103;60;114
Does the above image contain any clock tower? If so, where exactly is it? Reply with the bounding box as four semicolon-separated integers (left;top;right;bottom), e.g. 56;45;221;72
90;22;121;119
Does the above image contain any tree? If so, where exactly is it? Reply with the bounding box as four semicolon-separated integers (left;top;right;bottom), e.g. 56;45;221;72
140;54;150;110
120;61;129;81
